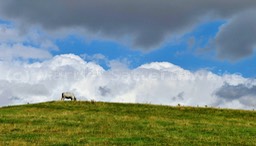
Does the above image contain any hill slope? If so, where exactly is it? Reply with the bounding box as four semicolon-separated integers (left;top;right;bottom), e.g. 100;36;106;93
0;101;256;145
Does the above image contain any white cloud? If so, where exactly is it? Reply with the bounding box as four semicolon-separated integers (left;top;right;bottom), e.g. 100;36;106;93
0;54;255;109
0;44;52;60
0;24;58;61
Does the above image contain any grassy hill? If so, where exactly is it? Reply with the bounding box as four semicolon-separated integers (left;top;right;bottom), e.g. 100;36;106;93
0;101;256;145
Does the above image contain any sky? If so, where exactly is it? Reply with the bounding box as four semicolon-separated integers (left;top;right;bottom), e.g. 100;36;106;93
0;0;256;109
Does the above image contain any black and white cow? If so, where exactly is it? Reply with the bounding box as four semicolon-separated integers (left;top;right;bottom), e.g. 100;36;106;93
61;92;76;101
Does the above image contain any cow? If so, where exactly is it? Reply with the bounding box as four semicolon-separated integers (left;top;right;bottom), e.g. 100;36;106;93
61;92;76;101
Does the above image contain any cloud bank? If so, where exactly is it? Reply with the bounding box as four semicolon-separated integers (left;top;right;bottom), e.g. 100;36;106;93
0;0;256;60
0;54;255;109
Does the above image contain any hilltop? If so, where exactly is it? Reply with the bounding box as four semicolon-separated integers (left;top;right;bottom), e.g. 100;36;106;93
0;101;256;145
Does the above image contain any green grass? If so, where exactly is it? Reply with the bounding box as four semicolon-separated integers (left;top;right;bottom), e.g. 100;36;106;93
0;101;256;145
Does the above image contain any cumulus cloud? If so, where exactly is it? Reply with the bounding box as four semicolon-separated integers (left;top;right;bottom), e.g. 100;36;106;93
215;10;256;60
0;54;255;109
0;0;256;52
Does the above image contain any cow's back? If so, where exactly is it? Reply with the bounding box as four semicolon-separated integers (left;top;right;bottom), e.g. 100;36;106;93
62;92;74;97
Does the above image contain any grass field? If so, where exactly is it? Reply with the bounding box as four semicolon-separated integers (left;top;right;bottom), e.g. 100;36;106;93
0;101;256;145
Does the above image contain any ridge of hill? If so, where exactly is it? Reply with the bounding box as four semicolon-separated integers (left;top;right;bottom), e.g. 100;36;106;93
0;101;256;145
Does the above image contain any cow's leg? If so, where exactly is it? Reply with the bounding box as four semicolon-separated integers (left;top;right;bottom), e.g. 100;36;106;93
61;93;64;101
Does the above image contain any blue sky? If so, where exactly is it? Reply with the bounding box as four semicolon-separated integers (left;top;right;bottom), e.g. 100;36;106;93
0;0;256;109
